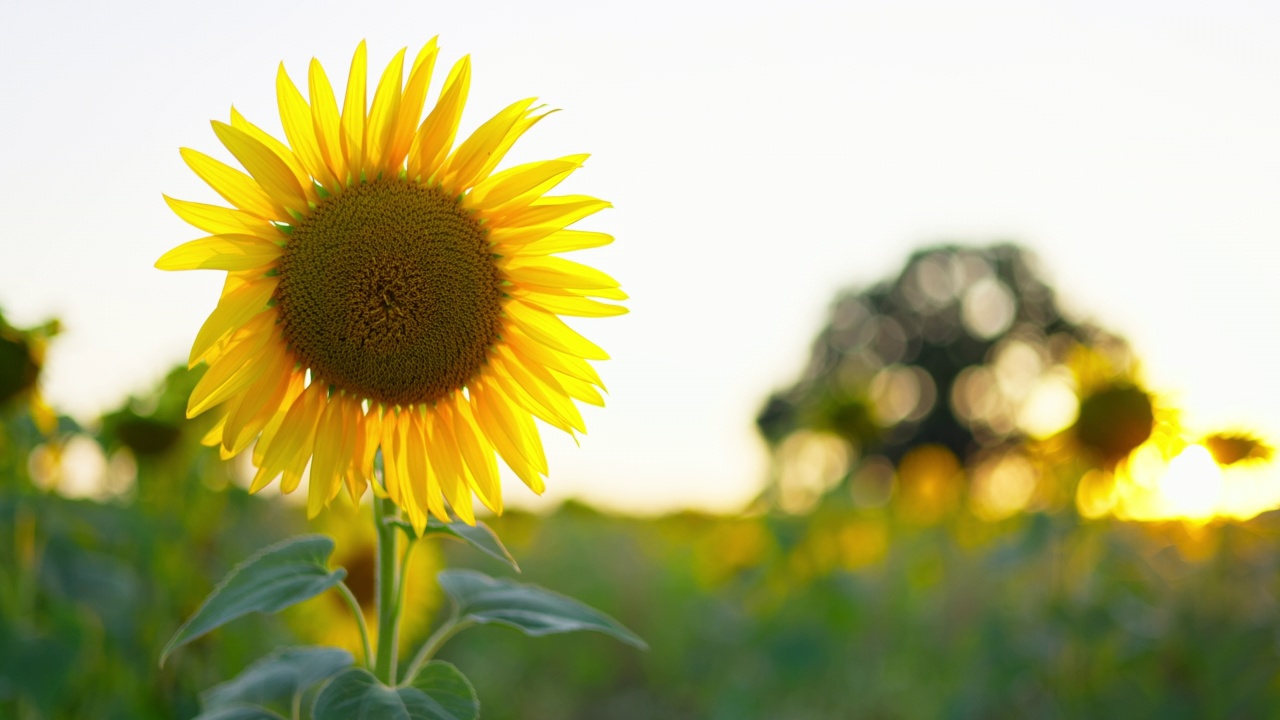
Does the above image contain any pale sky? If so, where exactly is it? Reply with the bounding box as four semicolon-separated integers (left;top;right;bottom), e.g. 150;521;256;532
3;1;1280;514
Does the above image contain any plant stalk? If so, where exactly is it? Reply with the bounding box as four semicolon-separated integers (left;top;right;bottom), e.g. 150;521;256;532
373;495;401;685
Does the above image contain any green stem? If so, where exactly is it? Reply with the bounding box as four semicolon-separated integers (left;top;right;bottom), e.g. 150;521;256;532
334;581;373;669
373;495;401;685
403;616;471;683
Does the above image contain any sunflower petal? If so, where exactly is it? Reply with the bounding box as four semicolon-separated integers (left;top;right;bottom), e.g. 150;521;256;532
223;356;297;455
180;148;285;220
425;410;475;525
503;300;609;361
156;234;283;272
471;380;547;492
164;196;278;237
496;195;611;231
439;98;535;194
365;47;406;175
503;256;621;291
388;39;438;175
448;396;502;514
409;55;470;180
518;292;627;318
277;63;337;190
189;280;278;368
212;121;309;215
504;326;606;389
516;230;614;256
340;40;368;178
252;371;306;466
251;381;323;493
308;394;349;518
468;155;586;212
229;108;316;204
309;58;347;183
187;316;278;417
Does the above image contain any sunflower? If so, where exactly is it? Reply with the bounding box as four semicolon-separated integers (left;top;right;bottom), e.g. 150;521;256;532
158;39;623;531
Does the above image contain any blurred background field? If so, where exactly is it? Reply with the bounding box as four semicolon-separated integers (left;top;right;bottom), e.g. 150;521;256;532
5;242;1280;718
7;2;1280;717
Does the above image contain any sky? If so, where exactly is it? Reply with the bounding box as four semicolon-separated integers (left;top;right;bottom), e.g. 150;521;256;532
3;1;1280;514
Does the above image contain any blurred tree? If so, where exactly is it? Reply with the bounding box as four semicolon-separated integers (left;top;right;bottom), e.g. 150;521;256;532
756;243;1156;511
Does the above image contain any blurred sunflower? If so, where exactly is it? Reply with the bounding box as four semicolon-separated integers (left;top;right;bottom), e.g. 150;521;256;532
0;312;58;435
288;505;442;656
158;40;623;530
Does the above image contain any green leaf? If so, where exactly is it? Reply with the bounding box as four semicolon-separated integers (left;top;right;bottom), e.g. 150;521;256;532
160;535;346;666
391;518;519;572
312;666;478;720
194;706;288;720
405;662;479;720
437;569;647;649
201;647;353;711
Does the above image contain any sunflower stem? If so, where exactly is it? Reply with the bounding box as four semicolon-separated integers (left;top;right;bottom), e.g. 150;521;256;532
373;495;401;685
403;615;471;683
334;581;373;669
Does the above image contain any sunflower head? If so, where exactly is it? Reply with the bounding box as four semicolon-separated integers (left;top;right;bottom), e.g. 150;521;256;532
159;40;624;530
0;312;59;434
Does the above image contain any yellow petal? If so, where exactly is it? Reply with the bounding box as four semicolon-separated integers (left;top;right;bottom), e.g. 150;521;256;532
223;354;297;456
409;55;470;180
212;121;309;215
518;292;627;318
496;195;611;231
277;63;337;190
448;396;503;514
251;381;323;493
439;98;535;194
425;410;475;525
360;404;384;484
365;47;406;175
471;380;547;492
516;230;614;256
340;40;368;177
380;407;406;505
229;108;316;204
490;352;584;434
309;57;348;183
388;40;438;176
503;300;609;361
187;315;278;417
550;370;605;407
308;394;349;518
502;256;621;291
504;326;605;389
164;196;278;238
403;409;443;526
468;155;586;212
180;148;285;220
189;280;278;368
156;234;283;272
252;371;306;466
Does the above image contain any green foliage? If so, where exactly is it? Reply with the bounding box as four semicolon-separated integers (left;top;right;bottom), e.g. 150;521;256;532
437;570;646;649
311;664;478;720
199;647;353;713
162;536;347;666
392;518;520;572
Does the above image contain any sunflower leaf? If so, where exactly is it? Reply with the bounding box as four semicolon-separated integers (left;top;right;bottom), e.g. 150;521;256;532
311;666;478;720
160;535;346;667
201;646;353;711
437;569;646;649
389;518;519;572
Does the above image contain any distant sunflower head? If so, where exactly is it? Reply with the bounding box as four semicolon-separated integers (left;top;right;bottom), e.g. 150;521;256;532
1203;432;1273;466
158;39;624;530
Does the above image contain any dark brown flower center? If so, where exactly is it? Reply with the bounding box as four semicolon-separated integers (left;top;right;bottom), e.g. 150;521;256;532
275;179;502;406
